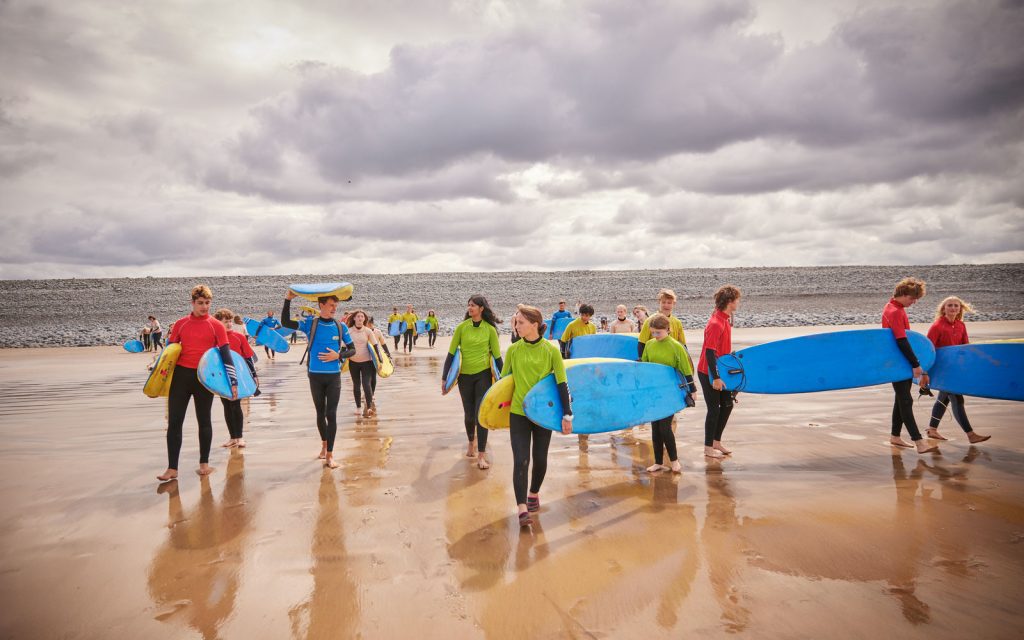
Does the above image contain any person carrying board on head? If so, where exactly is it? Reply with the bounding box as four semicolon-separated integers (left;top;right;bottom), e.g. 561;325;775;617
157;284;238;482
281;292;356;469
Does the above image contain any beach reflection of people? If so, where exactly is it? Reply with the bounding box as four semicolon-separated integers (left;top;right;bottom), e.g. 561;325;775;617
883;278;939;454
281;292;356;469
642;314;697;473
442;295;504;470
925;296;991;444
698;285;740;459
157;284;238;482
148;451;254;639
502;305;573;527
889;453;932;624
702;468;751;632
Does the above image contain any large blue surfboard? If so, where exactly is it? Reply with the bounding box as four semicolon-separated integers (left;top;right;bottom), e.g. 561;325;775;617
415;320;428;333
197;348;258;399
928;343;1023;401
717;329;936;394
522;361;689;435
244;317;291;353
388;321;403;337
569;333;638;360
443;348;461;395
123;339;145;353
546;316;573;341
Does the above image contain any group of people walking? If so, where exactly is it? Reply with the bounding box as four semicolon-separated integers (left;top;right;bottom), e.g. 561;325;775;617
154;277;992;529
386;306;439;352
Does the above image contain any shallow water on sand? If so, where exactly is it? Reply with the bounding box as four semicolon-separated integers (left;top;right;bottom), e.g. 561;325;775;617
1;331;1023;638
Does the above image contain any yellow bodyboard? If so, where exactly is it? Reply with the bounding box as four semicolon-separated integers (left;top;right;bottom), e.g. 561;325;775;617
143;344;181;398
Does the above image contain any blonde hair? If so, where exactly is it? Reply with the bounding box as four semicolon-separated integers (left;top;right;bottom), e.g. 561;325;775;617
649;314;671;330
191;284;213;301
934;296;974;322
893;277;926;299
657;288;677;302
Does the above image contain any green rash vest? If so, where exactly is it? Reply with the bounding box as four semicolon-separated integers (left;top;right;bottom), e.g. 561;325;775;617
641;336;694;377
560;317;596;342
449;319;501;376
426;316;439;330
501;338;568;416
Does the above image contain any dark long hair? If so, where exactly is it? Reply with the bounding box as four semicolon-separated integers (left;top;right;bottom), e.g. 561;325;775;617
465;295;502;328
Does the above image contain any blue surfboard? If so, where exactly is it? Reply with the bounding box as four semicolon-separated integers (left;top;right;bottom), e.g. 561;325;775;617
123;339;145;353
522;361;689;435
569;333;638;360
244;317;291;353
388;321;402;337
443;348;461;395
928;343;1023;401
717;329;936;394
278;327;296;337
415;320;428;333
546;316;573;341
197;348;258;399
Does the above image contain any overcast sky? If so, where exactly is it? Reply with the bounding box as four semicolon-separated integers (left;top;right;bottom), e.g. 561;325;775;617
1;0;1022;278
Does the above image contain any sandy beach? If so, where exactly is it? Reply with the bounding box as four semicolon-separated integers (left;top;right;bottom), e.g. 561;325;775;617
1;321;1022;639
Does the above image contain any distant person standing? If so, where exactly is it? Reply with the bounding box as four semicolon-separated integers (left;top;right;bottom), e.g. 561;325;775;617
402;304;419;353
925;296;991;444
633;305;650;334
148;315;163;350
610;306;634;333
882;277;938;454
551;300;573;326
142;326;152;352
157;284;238;482
599;316;609;332
426;310;439;348
638;289;690;360
387;307;402;351
260;311;282;360
559;303;596;358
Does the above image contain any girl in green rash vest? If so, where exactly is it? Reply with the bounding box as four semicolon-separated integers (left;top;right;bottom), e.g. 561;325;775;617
641;314;697;473
502;305;573;528
442;295;504;470
426;310;439;348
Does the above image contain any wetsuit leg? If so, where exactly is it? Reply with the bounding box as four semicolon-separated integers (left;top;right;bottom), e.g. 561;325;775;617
651;416;665;464
349;362;363;408
929;392;950;428
949;393;973;433
529;421;553;494
166;366;193;470
472;371;491;453
403;330;413;351
891;379;922;440
457;372;478;443
393;334;400;350
714;392;734;443
153;332;162;349
316;374;342;451
355;361;374;408
191;374;215;464
699;372;721;447
309;374;329;443
510;413;532;505
652;415;677;463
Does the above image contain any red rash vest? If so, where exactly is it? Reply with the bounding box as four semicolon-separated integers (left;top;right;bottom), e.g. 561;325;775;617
881;298;910;340
927;317;968;348
697;309;732;376
227;330;255;358
168;313;230;368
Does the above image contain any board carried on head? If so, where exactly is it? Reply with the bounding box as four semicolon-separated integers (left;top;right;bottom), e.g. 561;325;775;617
197;348;258;399
143;344;181;398
717;329;936;394
522;360;689;435
288;282;354;302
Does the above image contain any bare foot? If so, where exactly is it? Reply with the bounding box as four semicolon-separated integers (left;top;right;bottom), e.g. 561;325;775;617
156;469;178;482
324;455;340;469
890;437;913;448
926;429;949;441
221;438;235;448
354;407;363;415
196;464;214;476
477;452;490;469
235;438;246;448
968;432;991;444
466;442;477;458
713;441;732;455
670;460;682;473
317;445;327;460
915;441;939;454
704;446;724;458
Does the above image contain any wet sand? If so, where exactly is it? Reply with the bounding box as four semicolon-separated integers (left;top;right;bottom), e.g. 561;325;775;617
1;322;1023;638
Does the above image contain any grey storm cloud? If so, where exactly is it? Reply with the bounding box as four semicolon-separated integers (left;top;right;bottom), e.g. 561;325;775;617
0;0;1021;278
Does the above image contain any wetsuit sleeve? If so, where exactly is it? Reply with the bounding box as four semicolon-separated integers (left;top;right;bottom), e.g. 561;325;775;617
336;324;356;360
895;337;920;368
442;352;455;381
281;300;299;329
493;357;504;373
244;356;257;378
706;348;720;379
552;348;572;416
218;343;239;387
